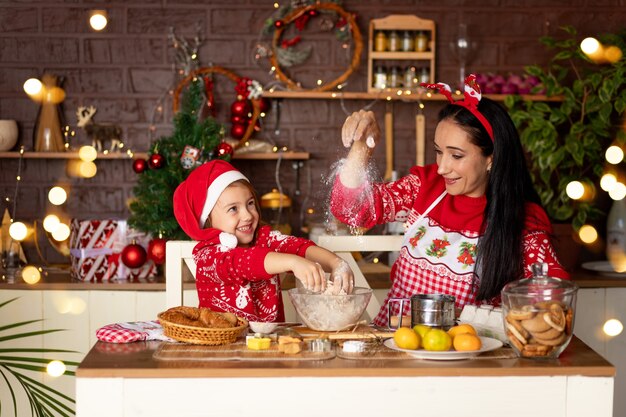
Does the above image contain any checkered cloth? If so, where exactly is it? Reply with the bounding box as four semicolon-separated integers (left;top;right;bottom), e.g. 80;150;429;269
96;320;175;343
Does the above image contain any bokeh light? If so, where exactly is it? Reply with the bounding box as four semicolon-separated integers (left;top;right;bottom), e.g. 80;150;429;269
580;37;601;55
43;214;61;233
566;181;585;200
89;10;108;31
605;145;624;164
601;173;617;192
78;161;97;178
23;78;42;96
46;360;66;377
21;265;41;284
51;223;70;241
48;186;67;205
603;319;623;337
578;225;598;244
609;182;626;200
9;221;28;241
78;145;97;162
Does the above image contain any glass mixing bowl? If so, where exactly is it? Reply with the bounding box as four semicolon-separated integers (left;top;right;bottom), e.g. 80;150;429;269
288;287;373;331
501;263;578;359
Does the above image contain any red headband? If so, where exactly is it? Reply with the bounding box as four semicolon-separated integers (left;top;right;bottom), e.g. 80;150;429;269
420;74;494;141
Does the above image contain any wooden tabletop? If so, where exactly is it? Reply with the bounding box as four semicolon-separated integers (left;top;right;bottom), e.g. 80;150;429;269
76;336;614;379
2;268;626;290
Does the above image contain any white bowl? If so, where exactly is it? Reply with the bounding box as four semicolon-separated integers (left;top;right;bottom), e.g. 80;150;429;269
249;321;279;334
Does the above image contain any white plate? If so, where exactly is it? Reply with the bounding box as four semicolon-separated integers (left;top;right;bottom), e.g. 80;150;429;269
384;336;503;361
581;261;626;278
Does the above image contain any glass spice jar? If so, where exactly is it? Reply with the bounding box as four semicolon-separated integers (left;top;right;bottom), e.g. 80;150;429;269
387;66;401;88
387;31;400;52
401;31;414;52
373;65;387;89
374;31;387;52
415;31;429;52
403;66;417;88
418;67;430;84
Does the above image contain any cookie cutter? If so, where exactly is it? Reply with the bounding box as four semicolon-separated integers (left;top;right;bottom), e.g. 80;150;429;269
308;338;332;353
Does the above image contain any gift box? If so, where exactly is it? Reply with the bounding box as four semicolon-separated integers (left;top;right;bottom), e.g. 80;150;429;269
69;219;157;281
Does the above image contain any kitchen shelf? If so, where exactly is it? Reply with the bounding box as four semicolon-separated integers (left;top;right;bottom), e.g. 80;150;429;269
368;15;436;93
262;90;563;102
0;151;310;160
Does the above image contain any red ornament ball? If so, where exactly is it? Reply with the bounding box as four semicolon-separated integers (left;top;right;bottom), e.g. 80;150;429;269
132;158;147;174
308;10;318;17
121;243;148;269
231;115;247;125
216;142;234;157
274;20;284;29
230;123;247;140
147;238;166;266
148;153;165;169
231;99;250;117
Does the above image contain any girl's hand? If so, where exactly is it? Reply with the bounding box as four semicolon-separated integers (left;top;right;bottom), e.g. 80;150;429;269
341;110;380;149
291;257;326;293
329;259;355;295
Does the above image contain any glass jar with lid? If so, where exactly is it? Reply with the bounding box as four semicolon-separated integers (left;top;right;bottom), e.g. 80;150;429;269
387;66;401;88
374;31;387;52
373;65;387;89
401;31;414;52
501;263;578;359
415;31;429;52
403;66;417;88
387;31;400;52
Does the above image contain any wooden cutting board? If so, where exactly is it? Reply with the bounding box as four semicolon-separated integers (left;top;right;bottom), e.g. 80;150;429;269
292;325;395;340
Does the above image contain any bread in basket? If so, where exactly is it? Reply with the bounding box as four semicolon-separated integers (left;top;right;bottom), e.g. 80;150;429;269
158;306;248;345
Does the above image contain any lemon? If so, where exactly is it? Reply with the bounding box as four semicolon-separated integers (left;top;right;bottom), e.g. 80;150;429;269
447;323;477;338
453;333;482;351
422;328;452;351
412;324;431;339
394;327;420;350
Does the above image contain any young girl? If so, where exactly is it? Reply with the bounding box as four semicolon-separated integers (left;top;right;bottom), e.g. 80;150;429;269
173;159;354;322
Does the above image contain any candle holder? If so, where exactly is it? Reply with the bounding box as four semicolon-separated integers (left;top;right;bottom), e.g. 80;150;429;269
449;23;477;90
1;250;21;283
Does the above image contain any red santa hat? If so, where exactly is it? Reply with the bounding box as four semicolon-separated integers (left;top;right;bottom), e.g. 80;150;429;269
173;159;248;240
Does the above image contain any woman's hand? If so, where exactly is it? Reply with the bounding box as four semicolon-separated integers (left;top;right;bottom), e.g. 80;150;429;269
329;259;355;295
342;110;380;149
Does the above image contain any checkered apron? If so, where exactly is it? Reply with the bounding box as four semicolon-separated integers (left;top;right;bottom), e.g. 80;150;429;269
372;191;482;326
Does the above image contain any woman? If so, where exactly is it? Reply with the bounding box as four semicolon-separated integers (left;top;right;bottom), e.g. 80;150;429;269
330;74;569;327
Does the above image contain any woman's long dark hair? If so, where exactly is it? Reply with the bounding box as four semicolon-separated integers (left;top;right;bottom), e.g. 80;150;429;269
438;98;541;300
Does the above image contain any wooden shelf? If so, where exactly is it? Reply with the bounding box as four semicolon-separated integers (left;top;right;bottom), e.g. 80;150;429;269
0;151;310;160
262;90;563;102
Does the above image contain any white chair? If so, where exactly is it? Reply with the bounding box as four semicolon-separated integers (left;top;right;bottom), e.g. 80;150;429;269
165;240;197;308
316;235;403;319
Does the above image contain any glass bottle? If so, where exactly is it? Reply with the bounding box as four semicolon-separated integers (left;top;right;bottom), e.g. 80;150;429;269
374;31;387;52
387;31;400;52
607;198;626;271
415;31;428;52
388;66;401;88
401;31;414;52
403;66;417;88
418;67;430;84
373;65;387;89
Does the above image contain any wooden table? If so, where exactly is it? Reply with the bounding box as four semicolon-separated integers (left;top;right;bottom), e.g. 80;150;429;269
76;336;614;417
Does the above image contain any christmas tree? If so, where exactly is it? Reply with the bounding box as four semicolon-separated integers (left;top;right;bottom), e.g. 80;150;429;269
128;78;225;239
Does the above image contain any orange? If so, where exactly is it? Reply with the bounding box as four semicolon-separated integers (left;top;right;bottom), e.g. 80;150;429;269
412;324;431;340
447;323;477;338
453;333;482;351
422;329;452;351
393;327;420;350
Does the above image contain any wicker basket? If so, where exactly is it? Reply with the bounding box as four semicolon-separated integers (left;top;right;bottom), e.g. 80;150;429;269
158;313;248;345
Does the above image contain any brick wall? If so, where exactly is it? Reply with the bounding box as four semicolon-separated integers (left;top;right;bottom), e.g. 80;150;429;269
1;0;624;263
